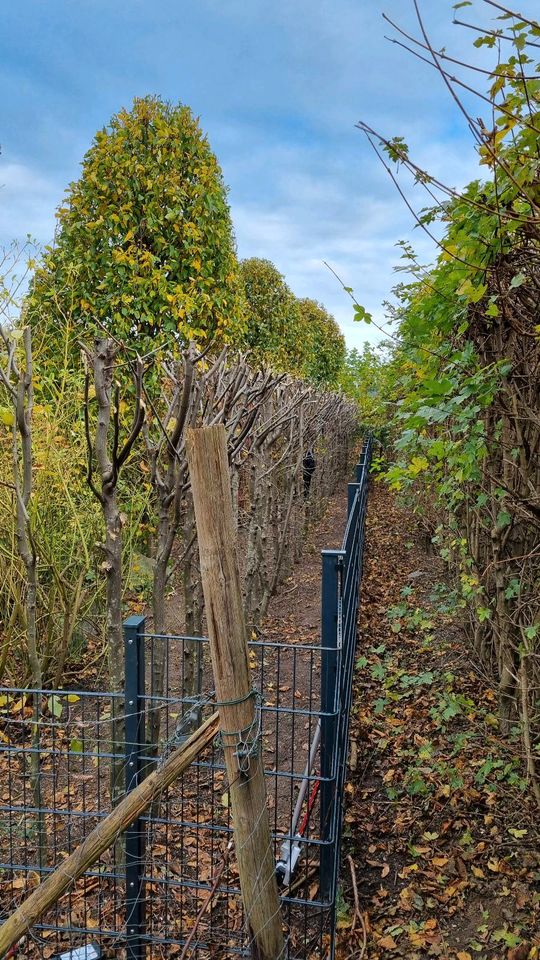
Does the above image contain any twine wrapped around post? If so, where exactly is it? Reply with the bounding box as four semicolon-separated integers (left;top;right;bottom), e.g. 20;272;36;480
186;424;285;960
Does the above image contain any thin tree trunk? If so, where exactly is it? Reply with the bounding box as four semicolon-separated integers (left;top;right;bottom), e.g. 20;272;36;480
12;327;46;868
85;339;145;808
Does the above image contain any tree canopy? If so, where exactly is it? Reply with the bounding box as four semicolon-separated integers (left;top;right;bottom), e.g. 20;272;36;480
338;343;396;431
239;258;306;373
239;259;346;385
28;96;246;357
297;298;346;387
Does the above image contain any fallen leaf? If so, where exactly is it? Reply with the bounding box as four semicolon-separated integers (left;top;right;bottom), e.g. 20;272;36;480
507;946;530;960
378;934;397;950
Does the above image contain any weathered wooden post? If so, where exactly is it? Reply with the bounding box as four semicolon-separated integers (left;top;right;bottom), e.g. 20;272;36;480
186;424;285;960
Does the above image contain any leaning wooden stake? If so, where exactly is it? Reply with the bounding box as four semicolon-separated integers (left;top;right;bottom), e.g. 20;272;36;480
186;425;285;960
0;712;219;959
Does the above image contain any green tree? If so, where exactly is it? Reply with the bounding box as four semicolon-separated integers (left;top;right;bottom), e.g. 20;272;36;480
28;96;246;357
297;297;346;387
338;343;396;430
239;258;305;373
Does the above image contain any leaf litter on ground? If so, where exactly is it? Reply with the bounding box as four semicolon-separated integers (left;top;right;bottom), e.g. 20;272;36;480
338;481;540;960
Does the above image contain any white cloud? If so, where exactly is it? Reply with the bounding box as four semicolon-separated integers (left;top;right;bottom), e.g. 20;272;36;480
0;161;60;247
228;124;484;350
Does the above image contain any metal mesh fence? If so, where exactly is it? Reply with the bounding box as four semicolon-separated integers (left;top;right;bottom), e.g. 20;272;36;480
0;643;331;959
0;438;372;959
0;688;127;954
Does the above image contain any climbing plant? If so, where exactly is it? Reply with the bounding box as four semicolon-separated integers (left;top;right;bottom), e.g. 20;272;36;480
355;3;540;802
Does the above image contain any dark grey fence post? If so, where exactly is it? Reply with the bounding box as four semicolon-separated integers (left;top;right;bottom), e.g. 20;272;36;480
124;615;146;960
319;548;344;904
348;482;359;517
356;439;369;483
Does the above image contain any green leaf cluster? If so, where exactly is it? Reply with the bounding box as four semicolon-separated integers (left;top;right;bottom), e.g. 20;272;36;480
239;260;346;386
337;343;398;433
28;96;246;358
296;297;346;386
239;257;304;372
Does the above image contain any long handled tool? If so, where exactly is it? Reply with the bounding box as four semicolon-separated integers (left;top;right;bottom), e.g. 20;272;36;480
276;719;321;886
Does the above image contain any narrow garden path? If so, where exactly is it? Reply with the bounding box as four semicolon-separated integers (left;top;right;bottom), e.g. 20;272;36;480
262;491;347;647
339;481;540;960
242;472;539;959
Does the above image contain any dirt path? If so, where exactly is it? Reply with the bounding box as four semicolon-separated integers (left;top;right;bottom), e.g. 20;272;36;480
4;476;539;960
262;490;347;644
338;481;540;960
255;489;348;832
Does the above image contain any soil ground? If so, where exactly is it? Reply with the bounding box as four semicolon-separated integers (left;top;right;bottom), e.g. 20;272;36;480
336;480;540;960
254;472;540;959
1;474;539;959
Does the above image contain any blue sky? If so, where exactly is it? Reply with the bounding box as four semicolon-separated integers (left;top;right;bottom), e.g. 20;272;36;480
1;0;536;348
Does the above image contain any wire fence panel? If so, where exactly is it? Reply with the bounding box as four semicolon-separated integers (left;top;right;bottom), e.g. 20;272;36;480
0;688;127;955
0;440;372;959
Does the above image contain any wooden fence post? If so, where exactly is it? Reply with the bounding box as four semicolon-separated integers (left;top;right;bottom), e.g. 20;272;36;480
186;424;285;960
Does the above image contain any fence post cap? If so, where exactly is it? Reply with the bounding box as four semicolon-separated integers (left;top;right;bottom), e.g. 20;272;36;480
123;615;145;630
